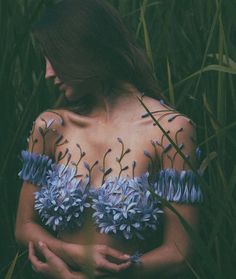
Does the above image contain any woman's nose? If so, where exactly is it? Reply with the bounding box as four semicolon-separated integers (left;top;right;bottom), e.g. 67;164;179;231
45;58;56;79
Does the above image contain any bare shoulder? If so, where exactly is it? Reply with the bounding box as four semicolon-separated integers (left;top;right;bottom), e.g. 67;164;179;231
34;109;66;128
141;96;196;135
140;97;198;169
28;109;67;155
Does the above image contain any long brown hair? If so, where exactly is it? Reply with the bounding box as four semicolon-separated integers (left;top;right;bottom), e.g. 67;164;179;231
32;0;163;113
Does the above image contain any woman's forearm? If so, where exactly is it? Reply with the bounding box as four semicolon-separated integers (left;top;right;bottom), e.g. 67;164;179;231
132;244;189;278
15;221;82;267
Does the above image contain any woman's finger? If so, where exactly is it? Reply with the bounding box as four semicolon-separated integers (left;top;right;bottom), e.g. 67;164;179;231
29;241;74;278
94;270;110;277
71;271;88;279
99;259;131;273
105;246;130;262
28;241;47;272
37;241;56;263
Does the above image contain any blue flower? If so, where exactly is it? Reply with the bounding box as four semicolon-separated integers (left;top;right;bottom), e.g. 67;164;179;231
92;174;163;240
130;251;143;264
154;168;203;203
19;150;203;237
34;164;91;231
18;150;52;186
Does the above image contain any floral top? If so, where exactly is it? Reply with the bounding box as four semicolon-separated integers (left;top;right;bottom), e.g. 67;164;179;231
18;104;203;241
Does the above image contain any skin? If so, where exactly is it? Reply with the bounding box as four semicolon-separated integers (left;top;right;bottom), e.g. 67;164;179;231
15;58;200;278
45;57;77;101
28;241;130;279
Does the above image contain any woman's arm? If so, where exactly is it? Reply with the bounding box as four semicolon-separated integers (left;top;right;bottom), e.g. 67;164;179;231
15;181;131;272
15;181;71;263
15;113;65;251
29;241;132;279
29;241;86;279
131;203;199;278
15;113;131;272
132;113;202;278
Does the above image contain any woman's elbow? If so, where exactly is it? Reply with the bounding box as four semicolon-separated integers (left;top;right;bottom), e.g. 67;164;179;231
14;221;30;247
170;248;193;276
15;224;24;246
173;254;189;274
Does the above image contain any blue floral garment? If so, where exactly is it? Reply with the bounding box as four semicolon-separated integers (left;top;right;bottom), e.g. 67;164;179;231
18;150;203;240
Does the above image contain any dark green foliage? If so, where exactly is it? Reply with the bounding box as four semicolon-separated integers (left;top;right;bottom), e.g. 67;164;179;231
1;0;235;278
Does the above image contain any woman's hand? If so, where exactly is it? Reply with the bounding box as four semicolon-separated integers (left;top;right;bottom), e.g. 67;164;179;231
29;241;131;278
62;242;132;276
29;241;86;279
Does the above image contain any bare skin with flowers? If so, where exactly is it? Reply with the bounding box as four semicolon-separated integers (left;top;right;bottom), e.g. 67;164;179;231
16;83;202;278
15;1;203;278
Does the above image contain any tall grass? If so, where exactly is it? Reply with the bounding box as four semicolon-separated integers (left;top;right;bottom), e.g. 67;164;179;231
1;0;236;278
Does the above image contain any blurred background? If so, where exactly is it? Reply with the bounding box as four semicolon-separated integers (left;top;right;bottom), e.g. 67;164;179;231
0;0;236;278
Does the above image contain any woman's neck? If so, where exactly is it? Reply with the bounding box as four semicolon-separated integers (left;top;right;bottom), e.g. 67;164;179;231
87;83;143;123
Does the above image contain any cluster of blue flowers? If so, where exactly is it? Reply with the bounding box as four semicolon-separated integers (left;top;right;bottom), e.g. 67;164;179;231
19;150;203;239
154;168;203;203
33;163;164;237
92;174;163;240
18;150;52;186
34;164;91;231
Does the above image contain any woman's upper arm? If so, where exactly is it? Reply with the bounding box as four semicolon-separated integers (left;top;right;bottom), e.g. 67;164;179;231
162;203;199;261
16;182;41;226
16;111;58;228
157;114;203;260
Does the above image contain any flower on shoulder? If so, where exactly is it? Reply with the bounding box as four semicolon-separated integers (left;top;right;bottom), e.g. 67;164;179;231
154;168;203;203
18;150;53;186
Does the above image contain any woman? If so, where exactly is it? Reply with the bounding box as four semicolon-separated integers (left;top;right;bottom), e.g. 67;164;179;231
15;0;203;278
